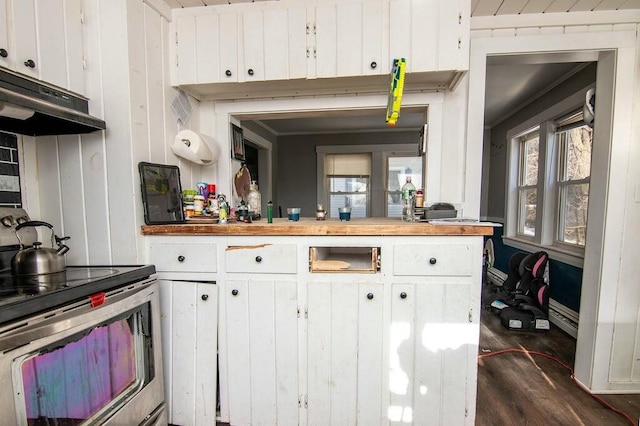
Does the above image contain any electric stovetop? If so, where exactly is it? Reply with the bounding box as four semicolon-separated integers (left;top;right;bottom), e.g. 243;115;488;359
0;264;156;325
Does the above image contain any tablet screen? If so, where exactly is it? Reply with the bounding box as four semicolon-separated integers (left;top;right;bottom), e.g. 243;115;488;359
138;162;185;225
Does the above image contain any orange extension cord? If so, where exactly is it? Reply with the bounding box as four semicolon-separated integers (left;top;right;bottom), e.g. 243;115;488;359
478;348;635;426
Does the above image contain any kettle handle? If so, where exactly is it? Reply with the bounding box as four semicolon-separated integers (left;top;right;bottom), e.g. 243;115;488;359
15;220;54;232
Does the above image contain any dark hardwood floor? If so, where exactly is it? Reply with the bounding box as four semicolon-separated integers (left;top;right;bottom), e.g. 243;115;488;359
476;307;640;425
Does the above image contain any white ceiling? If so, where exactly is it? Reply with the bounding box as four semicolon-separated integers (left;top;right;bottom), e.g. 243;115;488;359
161;0;634;135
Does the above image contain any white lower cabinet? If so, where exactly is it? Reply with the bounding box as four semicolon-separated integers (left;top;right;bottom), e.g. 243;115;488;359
223;278;299;426
158;279;218;426
149;235;482;425
389;279;476;425
306;280;385;425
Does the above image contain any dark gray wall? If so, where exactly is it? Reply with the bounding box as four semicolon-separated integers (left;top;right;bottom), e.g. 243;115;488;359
276;131;415;218
486;62;597;219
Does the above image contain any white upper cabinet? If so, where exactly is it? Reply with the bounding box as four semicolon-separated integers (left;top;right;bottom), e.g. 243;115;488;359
173;3;307;85
312;0;388;79
390;0;469;73
170;0;470;94
1;0;85;94
0;0;10;70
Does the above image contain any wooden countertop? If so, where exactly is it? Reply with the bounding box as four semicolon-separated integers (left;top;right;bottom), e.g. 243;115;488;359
141;218;495;236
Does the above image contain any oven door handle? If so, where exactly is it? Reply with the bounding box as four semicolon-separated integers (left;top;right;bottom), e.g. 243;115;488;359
0;279;156;353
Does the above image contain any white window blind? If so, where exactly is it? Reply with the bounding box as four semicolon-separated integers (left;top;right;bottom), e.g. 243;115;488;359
324;153;371;176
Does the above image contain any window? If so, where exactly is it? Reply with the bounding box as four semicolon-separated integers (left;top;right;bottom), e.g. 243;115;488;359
325;154;371;218
555;113;592;246
505;86;594;263
318;144;419;218
516;129;539;237
386;156;423;218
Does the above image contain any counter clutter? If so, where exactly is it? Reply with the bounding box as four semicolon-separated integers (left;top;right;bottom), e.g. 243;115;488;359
141;217;494;236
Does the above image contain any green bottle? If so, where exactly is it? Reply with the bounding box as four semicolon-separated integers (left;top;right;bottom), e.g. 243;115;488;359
267;201;273;223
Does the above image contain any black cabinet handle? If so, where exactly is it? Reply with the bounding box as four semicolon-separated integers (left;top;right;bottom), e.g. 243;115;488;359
400;292;407;299
255;255;262;263
247;68;254;76
232;289;239;296
201;294;209;301
429;257;437;265
367;293;374;300
24;59;36;68
0;49;7;58
225;69;232;77
177;255;185;262
370;61;377;69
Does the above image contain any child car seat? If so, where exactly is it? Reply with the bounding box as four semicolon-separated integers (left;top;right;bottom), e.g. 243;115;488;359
487;251;551;331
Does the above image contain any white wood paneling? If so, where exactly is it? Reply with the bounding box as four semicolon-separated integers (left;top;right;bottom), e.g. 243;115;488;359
35;0;67;88
0;0;11;70
496;0;529;15
11;0;38;78
521;0;555;13
145;3;168;163
545;0;581;13
63;0;85;95
570;0;603;11
241;9;264;81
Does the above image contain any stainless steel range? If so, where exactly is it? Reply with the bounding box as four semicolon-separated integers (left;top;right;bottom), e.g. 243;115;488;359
0;208;166;425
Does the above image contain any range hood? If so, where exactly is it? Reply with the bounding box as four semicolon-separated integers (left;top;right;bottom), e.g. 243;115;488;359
0;68;106;136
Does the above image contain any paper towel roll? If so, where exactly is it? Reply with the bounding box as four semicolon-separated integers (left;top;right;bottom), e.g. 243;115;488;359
171;130;219;165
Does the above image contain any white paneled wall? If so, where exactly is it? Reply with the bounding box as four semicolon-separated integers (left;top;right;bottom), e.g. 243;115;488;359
20;0;209;265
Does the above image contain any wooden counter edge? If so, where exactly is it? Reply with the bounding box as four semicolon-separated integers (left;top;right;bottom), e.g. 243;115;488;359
141;223;494;236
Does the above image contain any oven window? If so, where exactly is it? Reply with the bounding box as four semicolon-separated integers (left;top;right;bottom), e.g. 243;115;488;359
17;305;153;425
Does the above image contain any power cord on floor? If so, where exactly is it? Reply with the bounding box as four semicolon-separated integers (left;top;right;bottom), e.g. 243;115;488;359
478;348;635;426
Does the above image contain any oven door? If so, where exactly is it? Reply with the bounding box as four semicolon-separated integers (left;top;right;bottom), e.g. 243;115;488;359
0;279;165;426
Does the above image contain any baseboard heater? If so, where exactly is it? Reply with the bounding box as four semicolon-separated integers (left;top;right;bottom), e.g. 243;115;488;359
548;299;579;338
486;266;579;338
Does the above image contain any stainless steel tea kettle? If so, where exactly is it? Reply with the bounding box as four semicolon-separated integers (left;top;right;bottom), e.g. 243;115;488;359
11;221;70;276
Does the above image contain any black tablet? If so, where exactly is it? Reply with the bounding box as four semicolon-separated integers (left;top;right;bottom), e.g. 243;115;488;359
138;162;185;225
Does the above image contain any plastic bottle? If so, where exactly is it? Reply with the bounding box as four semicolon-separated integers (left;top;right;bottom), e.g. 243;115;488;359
401;176;416;222
267;201;273;223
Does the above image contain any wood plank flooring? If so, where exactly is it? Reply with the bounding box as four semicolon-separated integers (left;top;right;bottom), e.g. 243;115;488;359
476;308;640;425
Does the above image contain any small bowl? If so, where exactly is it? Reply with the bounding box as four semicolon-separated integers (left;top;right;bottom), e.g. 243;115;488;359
287;207;301;221
338;207;351;221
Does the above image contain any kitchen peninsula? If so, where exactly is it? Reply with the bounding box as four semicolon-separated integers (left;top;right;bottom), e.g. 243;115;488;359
143;220;491;425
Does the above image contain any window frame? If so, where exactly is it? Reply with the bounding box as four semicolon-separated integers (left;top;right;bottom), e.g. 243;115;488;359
317;144;419;218
504;85;594;267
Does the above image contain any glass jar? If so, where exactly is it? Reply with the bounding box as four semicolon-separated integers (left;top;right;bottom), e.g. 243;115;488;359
244;181;262;219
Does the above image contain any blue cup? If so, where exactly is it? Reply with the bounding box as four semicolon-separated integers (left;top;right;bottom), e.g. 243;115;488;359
338;207;351;221
287;208;300;221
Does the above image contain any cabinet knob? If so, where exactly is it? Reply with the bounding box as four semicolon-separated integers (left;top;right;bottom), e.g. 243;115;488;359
177;255;185;262
225;69;232;77
400;292;407;299
255;255;262;263
201;294;209;301
0;49;7;58
370;61;377;69
232;289;239;296
24;59;36;68
367;292;374;300
429;257;437;265
247;68;254;76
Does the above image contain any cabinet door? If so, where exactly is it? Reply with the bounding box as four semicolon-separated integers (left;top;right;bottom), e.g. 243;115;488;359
262;6;307;81
390;280;476;425
241;9;264;82
390;0;468;73
0;0;11;70
224;279;299;426
159;279;218;426
35;0;70;89
315;0;387;79
307;281;384;425
10;0;38;78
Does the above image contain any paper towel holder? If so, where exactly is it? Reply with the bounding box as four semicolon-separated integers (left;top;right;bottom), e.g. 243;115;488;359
171;130;217;165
